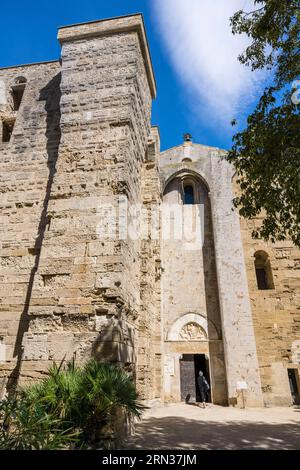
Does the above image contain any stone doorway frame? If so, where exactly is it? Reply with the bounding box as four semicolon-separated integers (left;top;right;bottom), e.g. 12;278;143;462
179;353;212;403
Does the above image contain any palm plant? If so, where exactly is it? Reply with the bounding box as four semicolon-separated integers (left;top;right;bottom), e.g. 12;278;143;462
24;360;82;421
74;360;145;443
0;359;144;449
0;396;78;450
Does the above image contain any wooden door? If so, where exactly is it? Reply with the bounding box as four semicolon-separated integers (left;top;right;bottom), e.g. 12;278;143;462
180;354;196;402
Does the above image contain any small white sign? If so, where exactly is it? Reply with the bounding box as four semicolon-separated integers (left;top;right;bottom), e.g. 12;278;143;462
85;111;93;121
0;80;6;105
237;381;248;390
0;341;6;362
164;356;175;376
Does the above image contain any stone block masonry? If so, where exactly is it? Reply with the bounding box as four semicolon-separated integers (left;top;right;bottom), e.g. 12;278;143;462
0;60;62;389
0;13;299;407
0;15;161;400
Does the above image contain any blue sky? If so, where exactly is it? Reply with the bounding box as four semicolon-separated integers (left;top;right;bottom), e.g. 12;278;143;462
0;0;266;151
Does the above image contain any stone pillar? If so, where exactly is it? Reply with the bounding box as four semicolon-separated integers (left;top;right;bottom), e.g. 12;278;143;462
19;15;156;383
209;156;264;406
137;127;162;402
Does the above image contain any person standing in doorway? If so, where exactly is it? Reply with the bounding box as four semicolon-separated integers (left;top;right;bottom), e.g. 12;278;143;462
197;370;210;408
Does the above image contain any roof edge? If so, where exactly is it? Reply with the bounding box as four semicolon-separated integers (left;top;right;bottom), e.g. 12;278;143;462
160;142;227;155
0;59;60;71
57;13;143;30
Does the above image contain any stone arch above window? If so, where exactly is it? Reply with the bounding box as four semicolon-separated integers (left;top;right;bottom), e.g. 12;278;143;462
254;250;275;290
14;76;27;85
180;176;199;204
163;171;208;206
164;169;210;192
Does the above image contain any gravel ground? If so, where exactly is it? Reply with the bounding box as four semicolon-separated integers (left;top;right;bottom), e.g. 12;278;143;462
124;403;300;450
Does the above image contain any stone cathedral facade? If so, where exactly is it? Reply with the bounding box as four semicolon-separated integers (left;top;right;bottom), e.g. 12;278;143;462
0;14;299;407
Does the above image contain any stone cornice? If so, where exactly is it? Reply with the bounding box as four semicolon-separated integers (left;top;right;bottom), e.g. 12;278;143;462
58;14;156;99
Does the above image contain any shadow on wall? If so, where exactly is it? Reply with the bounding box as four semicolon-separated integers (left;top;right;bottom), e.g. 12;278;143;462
7;73;62;393
91;320;135;375
123;415;300;450
202;186;228;404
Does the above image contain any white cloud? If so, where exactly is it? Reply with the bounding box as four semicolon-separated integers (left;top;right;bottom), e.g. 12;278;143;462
152;0;266;128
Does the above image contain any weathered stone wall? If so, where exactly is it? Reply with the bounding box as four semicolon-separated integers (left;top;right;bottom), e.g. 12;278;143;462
0;14;298;408
0;61;62;392
137;127;162;401
160;142;263;406
159;143;226;405
239;211;300;405
0;15;158;399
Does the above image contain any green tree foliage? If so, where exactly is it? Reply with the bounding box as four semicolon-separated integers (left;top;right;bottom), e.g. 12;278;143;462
0;360;144;449
226;0;300;246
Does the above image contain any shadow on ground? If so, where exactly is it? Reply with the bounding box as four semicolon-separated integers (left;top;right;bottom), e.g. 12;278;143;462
123;416;300;450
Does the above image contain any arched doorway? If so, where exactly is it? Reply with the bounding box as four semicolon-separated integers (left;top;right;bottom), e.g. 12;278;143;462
163;313;227;405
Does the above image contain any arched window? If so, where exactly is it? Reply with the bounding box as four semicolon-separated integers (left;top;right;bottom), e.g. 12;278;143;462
163;172;207;205
182;157;192;163
254;251;274;290
183;184;194;205
11;76;26;111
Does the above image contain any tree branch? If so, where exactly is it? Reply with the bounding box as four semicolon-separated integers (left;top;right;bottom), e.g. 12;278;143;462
243;6;266;17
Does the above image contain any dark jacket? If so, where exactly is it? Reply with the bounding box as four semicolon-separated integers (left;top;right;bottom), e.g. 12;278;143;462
197;375;209;392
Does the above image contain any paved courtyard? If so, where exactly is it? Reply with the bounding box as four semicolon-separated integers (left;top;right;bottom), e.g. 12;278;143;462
124;403;300;450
